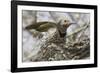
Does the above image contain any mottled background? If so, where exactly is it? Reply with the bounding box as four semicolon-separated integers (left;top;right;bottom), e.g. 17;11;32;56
22;10;90;62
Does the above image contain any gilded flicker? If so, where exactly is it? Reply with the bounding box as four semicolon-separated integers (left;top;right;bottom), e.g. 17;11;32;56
25;19;75;43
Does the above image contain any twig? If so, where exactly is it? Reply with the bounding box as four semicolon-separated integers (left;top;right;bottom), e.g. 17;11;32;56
66;24;89;38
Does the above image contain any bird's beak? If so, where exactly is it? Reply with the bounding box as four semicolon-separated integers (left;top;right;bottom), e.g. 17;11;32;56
64;22;76;28
69;22;76;25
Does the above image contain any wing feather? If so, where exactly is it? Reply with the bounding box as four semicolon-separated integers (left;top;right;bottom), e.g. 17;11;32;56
25;21;57;32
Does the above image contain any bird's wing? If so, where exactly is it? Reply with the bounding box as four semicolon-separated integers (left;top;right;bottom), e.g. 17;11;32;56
25;21;57;32
25;22;49;30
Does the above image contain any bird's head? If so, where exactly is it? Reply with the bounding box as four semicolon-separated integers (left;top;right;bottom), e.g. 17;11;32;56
63;20;70;27
58;19;76;28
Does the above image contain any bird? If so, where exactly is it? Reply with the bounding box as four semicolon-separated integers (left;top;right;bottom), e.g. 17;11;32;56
25;19;76;43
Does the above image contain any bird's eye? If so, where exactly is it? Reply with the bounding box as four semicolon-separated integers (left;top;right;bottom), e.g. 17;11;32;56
64;20;70;23
64;20;67;22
